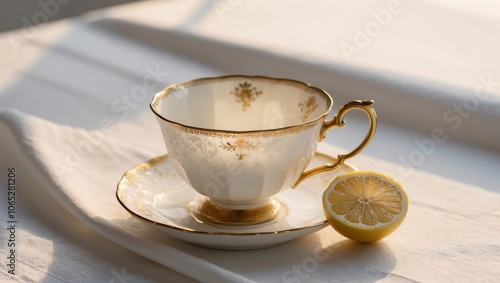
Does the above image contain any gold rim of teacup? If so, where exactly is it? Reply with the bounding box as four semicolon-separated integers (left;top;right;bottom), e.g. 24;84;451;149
150;75;334;138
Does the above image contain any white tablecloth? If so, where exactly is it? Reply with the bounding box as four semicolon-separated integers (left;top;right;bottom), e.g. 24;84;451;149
1;1;499;282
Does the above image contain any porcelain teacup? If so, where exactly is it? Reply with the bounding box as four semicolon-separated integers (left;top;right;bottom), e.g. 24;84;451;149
150;75;376;225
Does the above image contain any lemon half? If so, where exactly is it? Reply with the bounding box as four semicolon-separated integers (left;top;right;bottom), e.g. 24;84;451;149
322;171;408;242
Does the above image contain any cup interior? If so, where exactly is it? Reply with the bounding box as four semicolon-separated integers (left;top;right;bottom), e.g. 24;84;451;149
151;76;332;131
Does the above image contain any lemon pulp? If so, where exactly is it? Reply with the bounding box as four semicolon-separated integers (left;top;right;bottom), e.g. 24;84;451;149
322;171;408;242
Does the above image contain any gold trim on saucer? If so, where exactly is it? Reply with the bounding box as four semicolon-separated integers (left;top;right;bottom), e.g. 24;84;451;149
115;153;356;237
198;199;281;225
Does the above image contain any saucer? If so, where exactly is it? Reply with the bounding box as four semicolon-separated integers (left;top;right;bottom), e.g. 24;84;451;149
116;152;356;250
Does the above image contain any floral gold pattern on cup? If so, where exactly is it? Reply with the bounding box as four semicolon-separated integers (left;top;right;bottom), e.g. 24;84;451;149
230;82;262;110
220;137;263;160
299;96;318;122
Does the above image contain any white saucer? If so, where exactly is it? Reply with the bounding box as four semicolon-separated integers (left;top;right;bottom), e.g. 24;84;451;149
116;152;356;250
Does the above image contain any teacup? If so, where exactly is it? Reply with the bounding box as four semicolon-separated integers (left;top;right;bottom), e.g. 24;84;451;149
150;75;376;225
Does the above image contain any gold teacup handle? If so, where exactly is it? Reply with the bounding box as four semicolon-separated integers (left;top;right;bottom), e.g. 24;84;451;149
292;100;377;188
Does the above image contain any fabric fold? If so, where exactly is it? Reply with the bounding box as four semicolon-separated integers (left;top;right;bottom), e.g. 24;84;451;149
1;108;500;282
0;109;256;283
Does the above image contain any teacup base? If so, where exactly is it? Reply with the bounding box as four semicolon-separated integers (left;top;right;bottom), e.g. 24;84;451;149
198;199;282;225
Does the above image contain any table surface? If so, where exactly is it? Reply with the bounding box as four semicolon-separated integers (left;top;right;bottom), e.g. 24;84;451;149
0;0;499;282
